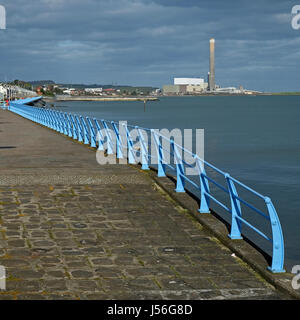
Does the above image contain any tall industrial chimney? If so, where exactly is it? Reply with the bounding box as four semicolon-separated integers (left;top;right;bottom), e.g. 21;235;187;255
209;38;215;91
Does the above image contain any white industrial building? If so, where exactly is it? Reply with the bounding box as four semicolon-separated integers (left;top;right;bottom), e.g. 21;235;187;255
84;88;103;95
174;78;204;85
215;87;242;94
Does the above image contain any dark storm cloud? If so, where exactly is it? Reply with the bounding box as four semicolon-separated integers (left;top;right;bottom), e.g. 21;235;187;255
0;0;299;91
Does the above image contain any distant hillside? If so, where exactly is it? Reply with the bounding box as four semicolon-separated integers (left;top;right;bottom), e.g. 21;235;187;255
57;83;158;90
25;80;159;95
28;80;56;87
27;80;158;90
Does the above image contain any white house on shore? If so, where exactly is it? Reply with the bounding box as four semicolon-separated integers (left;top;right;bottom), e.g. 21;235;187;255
84;88;103;95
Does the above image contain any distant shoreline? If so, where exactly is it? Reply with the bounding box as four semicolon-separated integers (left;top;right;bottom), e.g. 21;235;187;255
43;95;159;102
270;92;300;96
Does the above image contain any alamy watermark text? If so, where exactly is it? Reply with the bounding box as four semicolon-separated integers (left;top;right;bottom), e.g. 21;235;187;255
0;5;6;30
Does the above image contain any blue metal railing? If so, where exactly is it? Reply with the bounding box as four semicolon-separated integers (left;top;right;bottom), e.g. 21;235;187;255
7;101;285;273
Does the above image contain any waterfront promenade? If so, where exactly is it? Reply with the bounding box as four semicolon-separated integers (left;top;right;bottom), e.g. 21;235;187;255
0;109;290;300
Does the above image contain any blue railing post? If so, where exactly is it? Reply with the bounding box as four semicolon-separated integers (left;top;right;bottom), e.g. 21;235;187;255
94;119;104;151
48;110;55;129
61;112;68;135
225;174;243;240
112;121;124;159
55;111;61;132
87;117;97;148
196;157;210;213
101;120;114;155
265;197;285;273
51;111;57;131
80;116;90;145
40;109;45;126
70;114;78;140
66;114;73;137
137;127;149;170
56;111;64;134
123;123;135;164
75;115;84;142
46;110;52;128
152;130;166;177
171;139;185;193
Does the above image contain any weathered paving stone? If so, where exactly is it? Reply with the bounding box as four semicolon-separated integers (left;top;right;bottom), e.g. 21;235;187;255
0;240;8;248
113;256;140;266
31;248;56;256
31;240;56;247
90;257;114;266
7;280;43;292
40;256;62;264
95;267;123;278
46;271;68;279
0;294;16;300
1;259;30;268
83;293;110;300
126;279;161;291
55;239;78;247
42;293;78;300
61;248;84;256
7;248;32;257
83;247;105;254
29;231;49;238
124;266;174;278
17;294;47;300
5;231;21;237
72;223;88;229
78;239;100;246
70;270;94;279
42;280;68;291
181;277;217;290
67;280;100;292
10;270;45;280
71;230;98;239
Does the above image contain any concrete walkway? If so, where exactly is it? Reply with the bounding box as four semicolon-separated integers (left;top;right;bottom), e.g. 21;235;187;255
0;109;288;300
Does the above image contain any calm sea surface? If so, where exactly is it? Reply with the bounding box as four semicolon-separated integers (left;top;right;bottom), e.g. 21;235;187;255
49;96;300;270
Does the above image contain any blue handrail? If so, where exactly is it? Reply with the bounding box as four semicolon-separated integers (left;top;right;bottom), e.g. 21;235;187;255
7;102;286;273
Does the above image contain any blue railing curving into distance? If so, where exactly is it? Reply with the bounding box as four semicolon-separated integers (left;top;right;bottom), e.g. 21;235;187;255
7;99;285;273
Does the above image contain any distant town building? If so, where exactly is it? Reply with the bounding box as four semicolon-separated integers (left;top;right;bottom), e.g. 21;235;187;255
84;88;103;95
102;88;116;95
0;84;37;99
63;88;77;95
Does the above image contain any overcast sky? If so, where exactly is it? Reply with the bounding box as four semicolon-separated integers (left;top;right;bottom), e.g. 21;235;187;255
0;0;299;91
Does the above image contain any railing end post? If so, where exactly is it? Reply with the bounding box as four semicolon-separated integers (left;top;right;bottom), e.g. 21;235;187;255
198;208;211;214
141;164;150;171
228;234;243;240
267;266;285;274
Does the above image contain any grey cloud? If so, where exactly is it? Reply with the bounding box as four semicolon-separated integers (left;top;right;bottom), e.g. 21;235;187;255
0;0;299;90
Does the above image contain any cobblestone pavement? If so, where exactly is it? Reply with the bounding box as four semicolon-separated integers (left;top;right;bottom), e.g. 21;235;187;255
0;184;287;300
0;110;288;300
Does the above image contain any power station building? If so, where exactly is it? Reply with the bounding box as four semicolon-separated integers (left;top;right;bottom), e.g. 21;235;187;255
162;38;216;95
